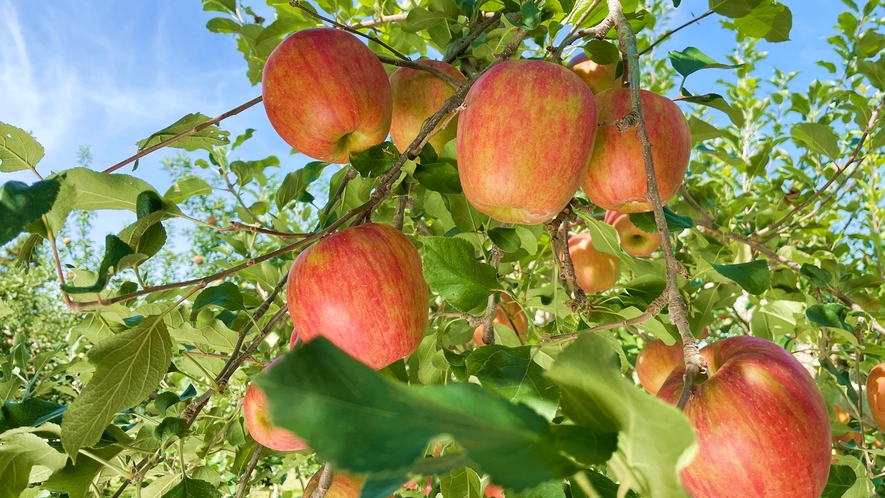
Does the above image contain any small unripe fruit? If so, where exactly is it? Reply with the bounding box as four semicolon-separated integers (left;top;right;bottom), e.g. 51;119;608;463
207;215;217;225
62;237;72;245
192;255;204;264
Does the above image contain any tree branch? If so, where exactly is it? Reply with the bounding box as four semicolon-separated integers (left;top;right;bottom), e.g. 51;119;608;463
376;55;466;89
443;11;504;64
235;445;264;498
638;10;714;56
546;294;667;341
481;246;505;345
550;0;602;62
310;465;334;498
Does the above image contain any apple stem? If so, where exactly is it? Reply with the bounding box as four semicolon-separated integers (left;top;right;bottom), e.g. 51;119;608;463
482;248;505;345
607;0;706;408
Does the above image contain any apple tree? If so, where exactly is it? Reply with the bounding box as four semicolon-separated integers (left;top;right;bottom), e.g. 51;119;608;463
1;0;885;497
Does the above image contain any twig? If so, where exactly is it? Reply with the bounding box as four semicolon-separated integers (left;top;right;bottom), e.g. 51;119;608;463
323;167;358;217
348;13;408;29
443;11;503;63
481;247;505;345
103;97;262;174
608;0;704;410
235;445;264;498
289;1;411;61
218;222;311;239
638;10;714;56
546;294;667;341
550;0;602;62
376;56;466;89
310;465;334;498
679;186;715;223
553;3;617;60
392;183;412;230
545;209;589;311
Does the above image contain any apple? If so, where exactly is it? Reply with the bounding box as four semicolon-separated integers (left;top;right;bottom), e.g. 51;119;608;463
262;28;392;164
457;60;597;225
244;361;308;452
604;210;661;257
472;293;529;346
657;336;831;498
866;363;885;430
207;215;217;225
635;339;683;395
62;237;72;245
192;255;203;265
567;232;620;293
303;469;365;498
389;61;468;154
286;223;428;369
567;52;619;95
484;483;505;498
582;88;691;212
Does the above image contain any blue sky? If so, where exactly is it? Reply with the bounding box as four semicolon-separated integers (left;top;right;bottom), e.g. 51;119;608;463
1;1;846;243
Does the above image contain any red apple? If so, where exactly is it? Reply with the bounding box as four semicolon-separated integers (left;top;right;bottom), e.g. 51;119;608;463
635;339;683;395
303;469;365;498
389;61;468;154
244;361;308;452
604;210;661;257
286;223;428;369
866;363;885;430
567;232;620;293
567;52;619;95
657;336;831;498
458;60;597;225
472;293;530;346
484;483;505;498
582;88;691;212
262;28;392;164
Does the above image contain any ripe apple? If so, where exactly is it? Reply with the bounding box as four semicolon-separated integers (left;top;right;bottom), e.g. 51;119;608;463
389;61;468;154
286;223;428;369
635;339;683;395
472;293;529;346
484;483;505;498
457;60;597;225
567;232;620;293
604;210;661;257
244;361;308;452
582;88;691;212
657;336;831;498
262;28;392;164
567;53;619;95
866;363;885;430
303;469;365;498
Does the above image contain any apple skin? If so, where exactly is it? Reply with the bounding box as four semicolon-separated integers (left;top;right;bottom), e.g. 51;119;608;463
567;232;620;293
457;60;597;225
472;293;529;346
286;223;428;369
389;61;468;154
567;53;619;95
484;483;505;498
303;470;365;498
582;88;691;212
866;363;885;430
635;339;683;395
657;336;831;498
243;360;308;452
262;28;392;164
604;210;661;257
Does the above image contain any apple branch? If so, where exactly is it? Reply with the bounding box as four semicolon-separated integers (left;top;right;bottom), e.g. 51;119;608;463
348;13;408;29
550;2;617;63
546;207;589;311
310;465;334;498
608;0;704;410
545;294;667;341
218;221;311;240
481;246;505;345
637;10;714;56
443;11;504;64
377;56;466;89
235;445;264;498
323;167;358;216
549;0;602;62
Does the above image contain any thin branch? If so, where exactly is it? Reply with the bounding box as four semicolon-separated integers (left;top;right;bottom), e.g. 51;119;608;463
348;13;408;29
377;55;466;89
323;167;358;217
444;11;504;64
310;465;334;498
481;246;505;345
218;222;311;240
546;294;667;341
679;186;715;223
235;445;264;498
103;96;262;174
638;10;714;56
545;209;589;311
553;4;617;60
550;0;603;62
392;183;412;230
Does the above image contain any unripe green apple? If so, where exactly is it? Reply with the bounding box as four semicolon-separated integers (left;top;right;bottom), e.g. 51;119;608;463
262;28;392;164
658;336;831;498
567;53;619;95
458;60;597;225
567;232;620;293
286;223;428;369
303;469;365;498
604;210;661;257
389;61;467;154
472;293;529;346
583;88;691;212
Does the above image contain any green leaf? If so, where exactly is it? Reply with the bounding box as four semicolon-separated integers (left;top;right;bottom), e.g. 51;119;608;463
466;346;560;420
550;425;618;467
628;207;693;234
44;445;123;498
276;161;328;210
205;17;241;34
520;1;542;30
546;334;695;498
508;480;567;498
402;7;452;33
709;260;770;295
0;121;44;173
60;235;135;294
61;316;173;461
800;263;832;288
135;113;230;152
191;282;245;316
440;467;482;498
153;417;188;443
678;90;745;127
257;338;576;491
350;142;398;177
488;227;522;254
581;39;620;65
790;123;840;160
421;236;498;312
0;179;60;246
169;321;240;353
160;477;222;498
708;0;762;18
0;299;10;319
0;398;65;433
668;47;742;80
0;429;68;498
164;177;213;203
855;29;885;58
821;465;856;498
733;1;792;42
806;303;854;333
64;167;179;213
414;162;462;194
857;56;885;90
571;472;638;498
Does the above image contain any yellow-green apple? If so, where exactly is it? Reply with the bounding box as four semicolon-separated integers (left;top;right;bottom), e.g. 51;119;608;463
635;339;683;395
866;363;885;430
303;469;365;498
567;232;620;293
657;336;831;498
286;223;428;369
458;60;597;225
567;53;619;95
472;293;529;346
243;361;308;452
604;210;660;257
262;28;392;164
583;88;691;212
389;61;467;154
